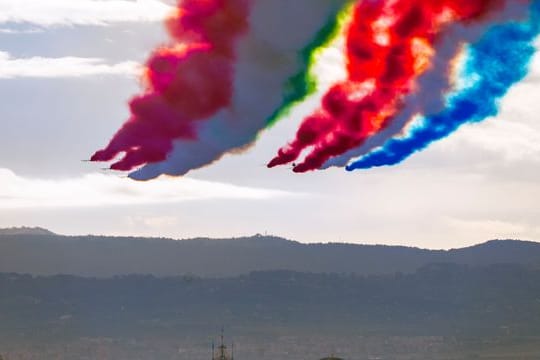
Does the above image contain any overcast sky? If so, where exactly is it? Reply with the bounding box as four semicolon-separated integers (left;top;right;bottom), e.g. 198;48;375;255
0;0;539;249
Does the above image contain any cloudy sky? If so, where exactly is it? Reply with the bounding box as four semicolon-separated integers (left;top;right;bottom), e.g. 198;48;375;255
1;0;539;249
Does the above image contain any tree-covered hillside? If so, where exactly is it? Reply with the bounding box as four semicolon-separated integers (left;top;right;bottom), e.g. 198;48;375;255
1;263;540;340
1;231;540;277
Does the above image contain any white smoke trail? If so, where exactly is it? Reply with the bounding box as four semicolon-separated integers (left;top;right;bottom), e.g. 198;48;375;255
129;0;349;180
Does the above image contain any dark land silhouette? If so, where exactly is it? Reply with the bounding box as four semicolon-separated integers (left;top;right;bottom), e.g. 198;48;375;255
1;228;540;359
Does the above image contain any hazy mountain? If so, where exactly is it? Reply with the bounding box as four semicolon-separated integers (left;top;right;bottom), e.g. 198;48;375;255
0;227;56;236
0;229;539;277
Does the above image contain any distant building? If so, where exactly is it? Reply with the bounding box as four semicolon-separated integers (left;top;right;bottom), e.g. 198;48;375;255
212;330;234;360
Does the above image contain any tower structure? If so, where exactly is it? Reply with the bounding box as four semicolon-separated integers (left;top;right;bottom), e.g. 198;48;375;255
212;329;234;360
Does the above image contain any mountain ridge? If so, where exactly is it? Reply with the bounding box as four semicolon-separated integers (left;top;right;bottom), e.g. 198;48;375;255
3;227;537;249
1;229;539;278
0;226;56;236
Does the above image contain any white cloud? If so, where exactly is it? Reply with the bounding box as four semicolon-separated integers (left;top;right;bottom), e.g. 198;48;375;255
0;0;172;27
0;51;139;78
445;217;527;235
0;27;43;34
126;215;179;229
444;217;540;242
0;168;295;209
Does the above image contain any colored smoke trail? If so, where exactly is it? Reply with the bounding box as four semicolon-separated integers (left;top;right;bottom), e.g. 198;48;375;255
91;0;250;171
92;0;348;179
347;0;540;171
322;0;531;169
129;0;348;180
268;0;527;173
91;0;540;178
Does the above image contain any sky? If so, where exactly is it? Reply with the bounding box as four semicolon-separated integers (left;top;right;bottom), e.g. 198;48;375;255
0;0;539;249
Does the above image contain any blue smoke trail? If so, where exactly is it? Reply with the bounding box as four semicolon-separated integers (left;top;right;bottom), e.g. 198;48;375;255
346;0;540;171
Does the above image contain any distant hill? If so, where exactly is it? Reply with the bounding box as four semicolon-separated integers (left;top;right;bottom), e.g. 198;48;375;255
0;227;55;236
0;230;539;277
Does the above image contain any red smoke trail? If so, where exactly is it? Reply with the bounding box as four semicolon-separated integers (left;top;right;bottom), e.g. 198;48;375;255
268;0;500;172
91;0;249;171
